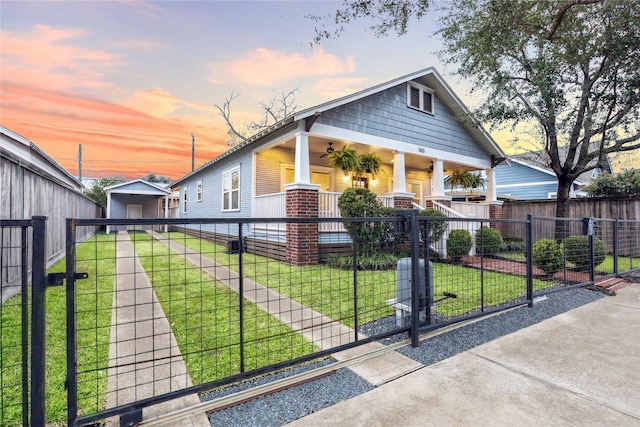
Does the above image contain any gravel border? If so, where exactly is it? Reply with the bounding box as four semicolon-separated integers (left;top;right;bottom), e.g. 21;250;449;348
202;288;604;426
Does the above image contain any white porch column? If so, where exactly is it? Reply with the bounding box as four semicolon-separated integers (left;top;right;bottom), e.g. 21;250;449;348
106;190;112;234
392;151;407;193
431;159;445;198
485;167;497;202
293;130;311;184
164;195;169;232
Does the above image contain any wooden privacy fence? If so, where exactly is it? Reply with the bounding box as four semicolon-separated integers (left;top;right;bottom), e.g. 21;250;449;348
501;197;640;254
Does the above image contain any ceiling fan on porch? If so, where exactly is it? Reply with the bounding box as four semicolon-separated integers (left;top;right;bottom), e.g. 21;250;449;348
320;142;335;157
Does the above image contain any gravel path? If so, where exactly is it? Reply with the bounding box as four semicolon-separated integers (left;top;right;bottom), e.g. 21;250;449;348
201;288;604;427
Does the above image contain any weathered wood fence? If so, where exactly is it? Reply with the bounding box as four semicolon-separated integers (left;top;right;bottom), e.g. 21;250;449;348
1;155;102;298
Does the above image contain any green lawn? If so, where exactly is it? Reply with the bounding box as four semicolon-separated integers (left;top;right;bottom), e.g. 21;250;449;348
166;232;550;322
0;233;116;426
129;232;317;383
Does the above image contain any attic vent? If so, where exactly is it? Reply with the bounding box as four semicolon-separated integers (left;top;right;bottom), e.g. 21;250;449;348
407;82;434;114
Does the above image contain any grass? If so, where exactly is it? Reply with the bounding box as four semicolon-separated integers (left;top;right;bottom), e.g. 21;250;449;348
0;233;116;426
129;232;317;383
166;232;550;323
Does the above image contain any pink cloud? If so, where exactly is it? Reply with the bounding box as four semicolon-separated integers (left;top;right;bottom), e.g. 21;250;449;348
1;25;120;93
211;47;356;86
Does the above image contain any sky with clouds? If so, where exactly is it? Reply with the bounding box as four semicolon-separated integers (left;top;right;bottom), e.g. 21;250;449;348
1;1;634;181
1;0;465;180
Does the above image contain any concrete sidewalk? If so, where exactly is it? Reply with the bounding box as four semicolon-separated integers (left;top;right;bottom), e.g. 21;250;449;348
287;284;640;426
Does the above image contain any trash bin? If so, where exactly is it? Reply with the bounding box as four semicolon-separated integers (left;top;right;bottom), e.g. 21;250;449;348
396;257;434;309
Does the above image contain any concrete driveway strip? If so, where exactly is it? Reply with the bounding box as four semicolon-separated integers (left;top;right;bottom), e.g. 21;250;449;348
287;284;640;427
106;231;209;427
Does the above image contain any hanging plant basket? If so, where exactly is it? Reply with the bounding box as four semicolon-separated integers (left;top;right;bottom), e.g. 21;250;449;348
327;145;361;175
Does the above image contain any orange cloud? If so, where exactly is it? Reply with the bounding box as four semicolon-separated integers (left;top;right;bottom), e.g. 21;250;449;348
1;83;226;180
211;47;356;86
1;25;120;93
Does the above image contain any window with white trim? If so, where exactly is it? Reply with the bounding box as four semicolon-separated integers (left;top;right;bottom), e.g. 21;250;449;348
196;180;203;202
222;166;240;211
183;186;188;213
407;82;434;114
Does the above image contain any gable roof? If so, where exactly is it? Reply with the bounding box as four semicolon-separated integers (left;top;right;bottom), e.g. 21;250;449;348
172;67;507;186
105;179;170;195
1;126;83;192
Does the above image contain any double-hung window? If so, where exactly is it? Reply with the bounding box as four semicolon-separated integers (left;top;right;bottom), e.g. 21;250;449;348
407;82;434;114
183;186;188;213
197;180;203;202
222;166;240;211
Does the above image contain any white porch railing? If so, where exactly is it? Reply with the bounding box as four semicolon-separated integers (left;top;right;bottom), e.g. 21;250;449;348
254;192;287;218
451;201;489;219
318;192;345;232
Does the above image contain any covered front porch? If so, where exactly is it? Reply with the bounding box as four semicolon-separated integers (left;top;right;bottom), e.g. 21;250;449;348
252;130;501;230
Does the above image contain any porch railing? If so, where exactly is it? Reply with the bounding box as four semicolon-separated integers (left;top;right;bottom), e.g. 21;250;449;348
254;192;287;218
451;201;489;219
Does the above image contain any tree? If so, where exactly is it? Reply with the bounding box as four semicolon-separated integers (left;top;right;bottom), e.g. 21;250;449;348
586;170;640;197
313;0;640;221
84;177;125;207
143;172;170;184
215;88;299;147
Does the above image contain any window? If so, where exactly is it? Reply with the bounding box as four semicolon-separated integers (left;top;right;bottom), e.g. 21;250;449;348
197;180;203;202
183;186;188;213
222;166;240;211
282;165;332;191
407;82;434;114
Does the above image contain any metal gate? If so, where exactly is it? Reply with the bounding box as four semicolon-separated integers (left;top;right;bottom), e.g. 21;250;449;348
0;217;47;427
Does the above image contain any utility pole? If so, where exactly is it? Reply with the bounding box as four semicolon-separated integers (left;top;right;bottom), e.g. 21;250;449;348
191;133;195;171
78;144;82;182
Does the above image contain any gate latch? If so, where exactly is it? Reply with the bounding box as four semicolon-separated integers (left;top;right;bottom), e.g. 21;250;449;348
46;272;88;287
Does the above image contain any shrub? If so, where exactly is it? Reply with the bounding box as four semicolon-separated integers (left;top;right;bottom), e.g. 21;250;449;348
338;188;385;255
564;235;607;271
502;238;526;252
326;253;398;270
418;209;448;244
532;239;564;276
475;226;504;256
447;230;473;262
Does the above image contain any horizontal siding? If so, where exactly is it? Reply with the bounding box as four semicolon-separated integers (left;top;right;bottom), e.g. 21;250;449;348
255;147;294;195
495;162;558;199
317;82;487;160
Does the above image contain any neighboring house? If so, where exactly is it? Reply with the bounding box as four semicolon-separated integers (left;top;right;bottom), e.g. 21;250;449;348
495;151;613;200
1;126;101;299
104;179;171;234
171;67;508;265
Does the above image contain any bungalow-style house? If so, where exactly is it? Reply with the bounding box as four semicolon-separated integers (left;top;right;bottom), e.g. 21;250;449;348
495;151;613;200
105;179;171;234
171;67;508;265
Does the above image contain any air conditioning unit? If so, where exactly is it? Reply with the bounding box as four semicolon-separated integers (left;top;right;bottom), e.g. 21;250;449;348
226;239;241;254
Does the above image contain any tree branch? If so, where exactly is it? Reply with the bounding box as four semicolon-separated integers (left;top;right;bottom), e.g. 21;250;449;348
546;0;603;40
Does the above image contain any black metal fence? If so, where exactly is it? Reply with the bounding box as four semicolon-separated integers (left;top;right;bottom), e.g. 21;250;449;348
2;213;639;426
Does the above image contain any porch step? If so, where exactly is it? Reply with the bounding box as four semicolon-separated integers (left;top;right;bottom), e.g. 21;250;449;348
593;277;630;295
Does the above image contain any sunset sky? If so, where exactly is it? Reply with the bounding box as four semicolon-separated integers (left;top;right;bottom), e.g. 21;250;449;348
1;1;636;181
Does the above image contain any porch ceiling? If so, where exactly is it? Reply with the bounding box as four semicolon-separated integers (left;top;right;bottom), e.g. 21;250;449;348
277;135;479;173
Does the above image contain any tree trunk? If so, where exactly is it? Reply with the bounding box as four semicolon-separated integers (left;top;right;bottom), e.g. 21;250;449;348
554;179;573;240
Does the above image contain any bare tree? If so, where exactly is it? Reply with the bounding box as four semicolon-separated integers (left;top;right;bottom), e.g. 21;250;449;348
215;88;299;148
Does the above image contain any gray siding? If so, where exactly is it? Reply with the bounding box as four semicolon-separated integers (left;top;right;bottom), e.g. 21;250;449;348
495;162;558;199
316;81;487;160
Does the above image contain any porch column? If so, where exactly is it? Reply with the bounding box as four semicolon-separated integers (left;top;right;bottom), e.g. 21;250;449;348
106;190;112;234
293;131;311;184
164;195;169;233
285;183;320;266
481;167;503;232
425;158;451;209
387;151;414;209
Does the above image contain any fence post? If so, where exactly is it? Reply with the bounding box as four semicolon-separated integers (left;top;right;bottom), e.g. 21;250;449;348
238;222;245;373
526;215;534;308
613;219;619;276
30;215;47;427
66;219;78;427
410;210;420;347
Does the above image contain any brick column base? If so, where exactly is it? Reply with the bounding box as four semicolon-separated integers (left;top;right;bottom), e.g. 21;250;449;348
393;197;413;209
285;187;319;266
425;199;452;209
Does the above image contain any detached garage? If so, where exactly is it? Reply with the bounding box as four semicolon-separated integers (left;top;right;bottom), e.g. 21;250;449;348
105;179;170;233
